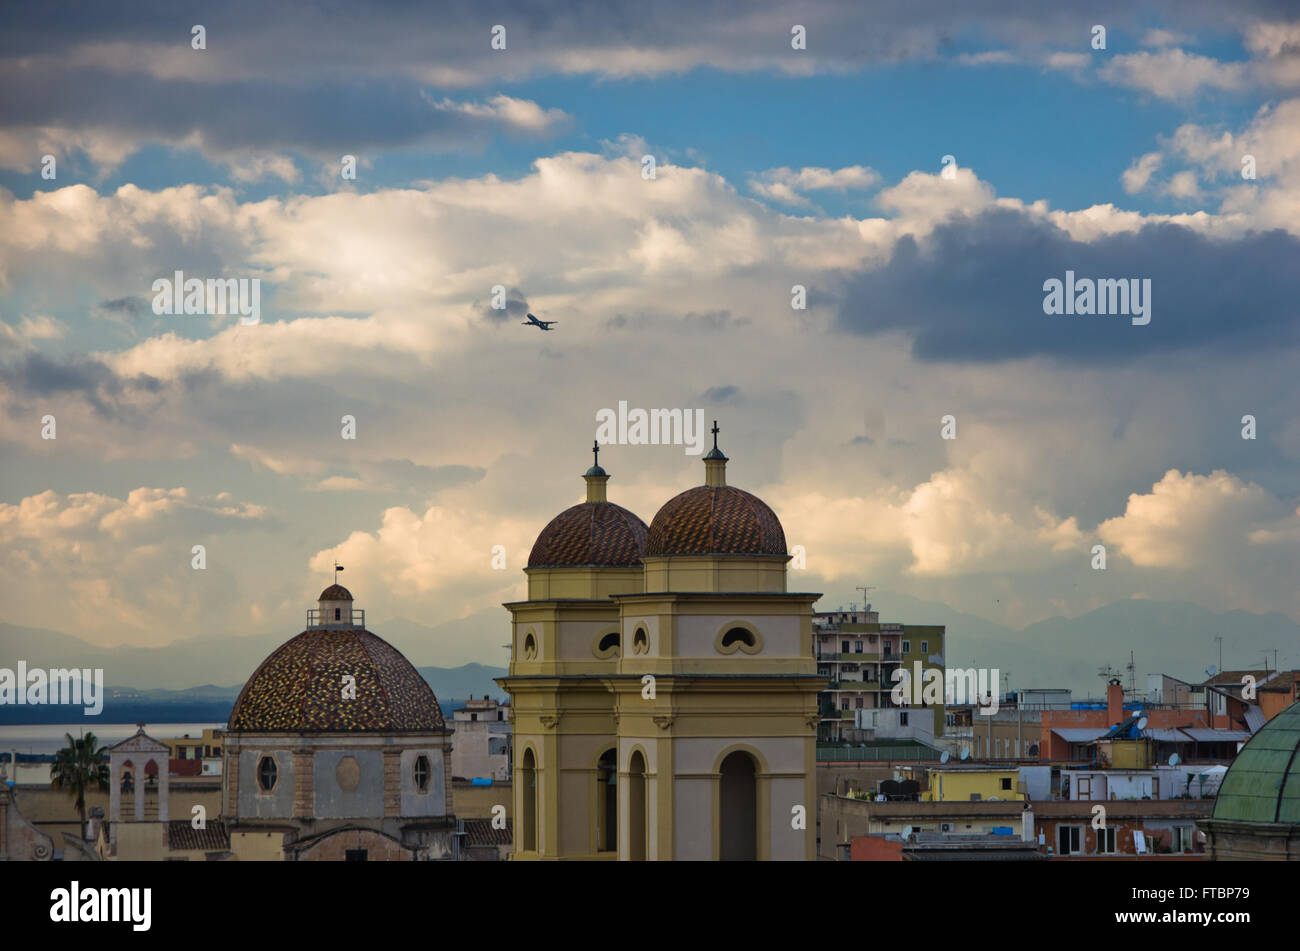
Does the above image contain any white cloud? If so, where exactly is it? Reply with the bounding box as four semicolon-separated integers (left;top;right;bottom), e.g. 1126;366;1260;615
1098;469;1297;568
226;154;301;184
17;314;68;340
309;500;531;619
750;165;880;206
0;487;270;642
874;167;997;229
1141;29;1190;48
1099;49;1250;100
1121;151;1162;193
1044;51;1089;72
955;51;1018;66
427;94;570;135
1163;169;1201;199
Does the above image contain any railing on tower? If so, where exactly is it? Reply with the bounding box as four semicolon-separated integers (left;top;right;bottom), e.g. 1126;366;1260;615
307;608;365;628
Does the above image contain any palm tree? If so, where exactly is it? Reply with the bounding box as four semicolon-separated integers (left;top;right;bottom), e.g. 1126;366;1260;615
50;732;110;839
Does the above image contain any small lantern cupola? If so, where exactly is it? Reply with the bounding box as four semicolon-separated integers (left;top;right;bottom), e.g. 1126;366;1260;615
585;440;610;503
315;562;355;627
703;419;727;488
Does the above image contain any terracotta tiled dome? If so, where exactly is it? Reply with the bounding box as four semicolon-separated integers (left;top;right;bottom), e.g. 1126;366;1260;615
228;628;445;733
646;485;786;557
527;501;648;568
318;583;353;601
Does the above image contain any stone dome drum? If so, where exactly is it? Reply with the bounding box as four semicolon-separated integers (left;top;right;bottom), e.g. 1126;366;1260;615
228;626;446;733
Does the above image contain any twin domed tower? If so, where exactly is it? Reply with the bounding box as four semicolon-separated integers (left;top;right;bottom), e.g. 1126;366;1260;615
500;427;823;860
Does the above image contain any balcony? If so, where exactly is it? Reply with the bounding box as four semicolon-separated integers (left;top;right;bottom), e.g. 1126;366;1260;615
307;607;365;628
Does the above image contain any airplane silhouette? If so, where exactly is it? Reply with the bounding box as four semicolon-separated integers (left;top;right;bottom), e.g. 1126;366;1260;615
522;313;557;331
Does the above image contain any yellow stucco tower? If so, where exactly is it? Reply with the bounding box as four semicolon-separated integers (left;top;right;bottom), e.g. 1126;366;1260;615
500;427;823;860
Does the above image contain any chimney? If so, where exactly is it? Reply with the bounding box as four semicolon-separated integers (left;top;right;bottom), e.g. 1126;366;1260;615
1107;678;1124;726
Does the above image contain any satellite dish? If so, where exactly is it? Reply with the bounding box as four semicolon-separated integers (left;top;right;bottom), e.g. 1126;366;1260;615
1169;753;1181;767
940;751;950;763
959;749;970;761
1136;716;1149;731
1207;665;1218;676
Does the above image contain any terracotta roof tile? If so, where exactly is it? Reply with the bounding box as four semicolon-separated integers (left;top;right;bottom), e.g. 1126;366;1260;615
527;501;647;568
646;485;786;556
462;817;512;846
227;628;445;733
168;819;230;852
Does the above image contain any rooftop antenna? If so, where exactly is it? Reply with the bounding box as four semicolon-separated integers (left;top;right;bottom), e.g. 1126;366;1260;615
1126;650;1137;697
856;586;876;613
1214;634;1223;674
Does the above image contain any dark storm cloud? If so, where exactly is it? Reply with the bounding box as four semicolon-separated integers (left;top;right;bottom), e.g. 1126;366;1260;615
2;0;1290;67
0;67;554;158
701;385;742;404
2;0;1292;165
6;351;162;421
835;208;1300;364
98;297;149;316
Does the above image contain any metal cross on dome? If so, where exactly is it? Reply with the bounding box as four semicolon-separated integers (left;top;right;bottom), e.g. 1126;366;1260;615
592;439;600;467
712;419;719;451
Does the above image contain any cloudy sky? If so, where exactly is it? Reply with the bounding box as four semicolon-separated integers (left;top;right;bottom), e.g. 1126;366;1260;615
2;1;1298;675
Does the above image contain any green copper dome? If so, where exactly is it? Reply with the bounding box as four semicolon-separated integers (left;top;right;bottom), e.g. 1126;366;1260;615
1212;700;1300;823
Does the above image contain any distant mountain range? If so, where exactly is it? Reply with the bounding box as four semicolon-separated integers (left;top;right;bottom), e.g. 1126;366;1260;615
1;597;1295;703
865;593;1299;696
0;613;507;690
0;654;507;725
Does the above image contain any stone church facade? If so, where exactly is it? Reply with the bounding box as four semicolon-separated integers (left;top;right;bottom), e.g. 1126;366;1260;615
500;430;823;860
223;583;455;860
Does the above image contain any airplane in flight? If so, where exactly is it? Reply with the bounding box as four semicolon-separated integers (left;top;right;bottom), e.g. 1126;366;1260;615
522;313;557;331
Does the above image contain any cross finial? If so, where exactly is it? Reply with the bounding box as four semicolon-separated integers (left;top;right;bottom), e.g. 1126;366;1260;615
712;420;719;451
592;440;600;467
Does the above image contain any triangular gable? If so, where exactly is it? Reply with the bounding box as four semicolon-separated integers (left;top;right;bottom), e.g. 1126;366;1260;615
109;730;170;754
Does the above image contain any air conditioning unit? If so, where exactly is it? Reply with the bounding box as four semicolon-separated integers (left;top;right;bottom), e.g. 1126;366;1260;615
940;823;952;833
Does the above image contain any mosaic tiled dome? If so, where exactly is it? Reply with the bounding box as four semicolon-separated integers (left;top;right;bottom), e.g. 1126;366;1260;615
646;484;786;557
1212;700;1300;824
228;628;445;733
527;501;648;568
